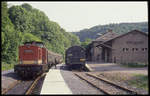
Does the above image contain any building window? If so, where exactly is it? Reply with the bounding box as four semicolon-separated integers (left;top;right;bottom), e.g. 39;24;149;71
123;48;125;51
132;48;135;51
135;48;138;51
123;48;129;52
132;48;138;51
126;48;129;51
142;48;148;51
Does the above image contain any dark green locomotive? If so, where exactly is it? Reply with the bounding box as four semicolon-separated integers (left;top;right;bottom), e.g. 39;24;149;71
65;46;86;69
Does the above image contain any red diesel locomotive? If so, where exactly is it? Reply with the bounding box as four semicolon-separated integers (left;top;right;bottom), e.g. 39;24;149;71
14;41;63;78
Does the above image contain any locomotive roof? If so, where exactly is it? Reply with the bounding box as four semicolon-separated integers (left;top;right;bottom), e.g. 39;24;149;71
24;41;44;45
66;46;85;52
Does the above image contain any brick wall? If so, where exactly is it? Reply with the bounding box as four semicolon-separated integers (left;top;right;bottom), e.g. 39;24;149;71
112;31;148;64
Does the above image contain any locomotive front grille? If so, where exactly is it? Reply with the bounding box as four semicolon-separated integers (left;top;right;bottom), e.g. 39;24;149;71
69;58;80;62
69;58;85;62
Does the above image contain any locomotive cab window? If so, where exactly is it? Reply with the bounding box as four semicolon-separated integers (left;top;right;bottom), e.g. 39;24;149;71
35;43;44;48
24;41;45;48
24;42;32;45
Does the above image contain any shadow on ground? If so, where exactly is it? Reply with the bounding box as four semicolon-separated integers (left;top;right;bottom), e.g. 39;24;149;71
3;72;22;80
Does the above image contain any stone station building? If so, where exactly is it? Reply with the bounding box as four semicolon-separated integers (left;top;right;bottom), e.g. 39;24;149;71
86;30;148;64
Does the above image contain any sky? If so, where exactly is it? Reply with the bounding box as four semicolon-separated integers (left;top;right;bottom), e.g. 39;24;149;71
7;1;148;32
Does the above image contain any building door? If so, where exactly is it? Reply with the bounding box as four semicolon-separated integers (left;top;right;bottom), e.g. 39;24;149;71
102;48;105;62
107;50;109;62
114;57;116;63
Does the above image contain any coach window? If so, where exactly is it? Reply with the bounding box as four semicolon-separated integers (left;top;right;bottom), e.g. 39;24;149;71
126;48;129;51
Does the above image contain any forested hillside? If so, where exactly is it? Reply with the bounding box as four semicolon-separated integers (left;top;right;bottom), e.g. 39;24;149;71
73;22;148;42
2;2;80;67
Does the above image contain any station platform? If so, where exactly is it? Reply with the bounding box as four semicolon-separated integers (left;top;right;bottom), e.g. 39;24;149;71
40;68;72;94
85;64;94;71
85;62;148;75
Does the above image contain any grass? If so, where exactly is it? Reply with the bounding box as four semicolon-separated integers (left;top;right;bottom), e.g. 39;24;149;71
118;62;148;68
127;74;148;91
100;72;149;91
2;62;15;71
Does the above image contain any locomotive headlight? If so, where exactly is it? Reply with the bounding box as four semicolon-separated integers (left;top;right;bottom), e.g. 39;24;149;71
80;59;85;62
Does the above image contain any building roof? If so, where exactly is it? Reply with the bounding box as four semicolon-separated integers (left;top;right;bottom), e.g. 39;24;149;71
104;30;148;43
95;31;119;42
96;43;113;49
94;30;148;43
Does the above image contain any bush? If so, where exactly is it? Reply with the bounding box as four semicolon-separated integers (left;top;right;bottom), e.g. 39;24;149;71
127;74;148;91
2;62;14;71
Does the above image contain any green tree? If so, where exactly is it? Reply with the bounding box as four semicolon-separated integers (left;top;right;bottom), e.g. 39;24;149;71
23;33;41;42
1;2;20;63
3;3;81;65
73;22;148;42
81;38;92;48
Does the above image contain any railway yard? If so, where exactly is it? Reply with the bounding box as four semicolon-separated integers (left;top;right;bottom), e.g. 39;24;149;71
2;2;148;95
1;63;148;95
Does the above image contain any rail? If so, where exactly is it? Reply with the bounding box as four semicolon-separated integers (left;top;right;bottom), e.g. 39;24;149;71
74;72;138;95
25;73;46;95
86;73;137;94
2;80;21;94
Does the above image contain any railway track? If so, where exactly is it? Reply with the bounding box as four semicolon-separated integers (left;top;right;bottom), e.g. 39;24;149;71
70;65;89;72
74;72;138;95
2;80;21;94
25;73;46;95
2;73;46;95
